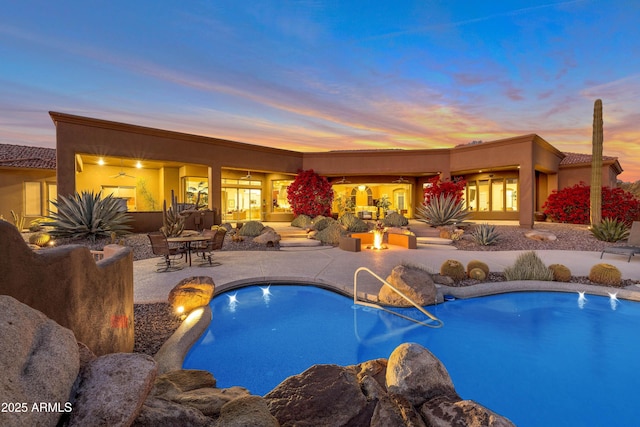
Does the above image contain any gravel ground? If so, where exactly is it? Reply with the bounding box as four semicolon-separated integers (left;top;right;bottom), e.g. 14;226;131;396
28;223;638;356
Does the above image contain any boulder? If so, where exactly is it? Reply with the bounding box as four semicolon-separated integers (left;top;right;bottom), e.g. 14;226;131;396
524;230;557;241
152;369;216;400
265;364;374;426
133;397;212;427
386;343;458;406
0;295;79;427
379;265;438;307
172;386;251;417
420;396;515;427
67;353;157;427
216;395;280;427
168;276;215;314
253;228;281;246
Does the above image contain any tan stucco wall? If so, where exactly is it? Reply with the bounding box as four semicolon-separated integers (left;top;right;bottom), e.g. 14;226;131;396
0;221;134;355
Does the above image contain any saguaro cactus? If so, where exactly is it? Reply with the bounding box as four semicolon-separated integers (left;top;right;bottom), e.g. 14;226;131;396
161;190;185;237
590;99;603;226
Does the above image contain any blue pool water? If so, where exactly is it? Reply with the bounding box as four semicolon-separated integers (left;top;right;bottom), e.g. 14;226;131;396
183;285;640;426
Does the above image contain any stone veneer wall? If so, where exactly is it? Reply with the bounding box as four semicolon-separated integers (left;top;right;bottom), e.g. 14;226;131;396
0;220;134;355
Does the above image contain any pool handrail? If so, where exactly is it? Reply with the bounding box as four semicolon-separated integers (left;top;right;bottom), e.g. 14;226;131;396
353;266;443;328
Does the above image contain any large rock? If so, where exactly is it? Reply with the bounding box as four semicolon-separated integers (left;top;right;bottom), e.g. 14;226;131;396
216;395;280;427
172;386;251;417
420;396;516;427
253;228;281;246
67;353;157;427
133;397;212;427
386;343;458;406
0;295;79;427
265;364;374;426
168;276;215;314
152;369;216;400
379;265;438;307
524;230;557;241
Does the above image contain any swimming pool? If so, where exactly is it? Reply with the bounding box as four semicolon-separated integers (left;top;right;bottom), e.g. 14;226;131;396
183;285;640;426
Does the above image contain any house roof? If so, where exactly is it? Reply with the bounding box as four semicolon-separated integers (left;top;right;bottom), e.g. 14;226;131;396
0;143;56;169
560;151;617;166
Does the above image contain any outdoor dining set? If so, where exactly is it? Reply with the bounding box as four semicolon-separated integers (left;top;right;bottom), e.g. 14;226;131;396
147;228;227;272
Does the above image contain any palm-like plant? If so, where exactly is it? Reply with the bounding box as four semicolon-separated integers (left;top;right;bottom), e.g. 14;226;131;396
45;191;133;241
415;193;469;226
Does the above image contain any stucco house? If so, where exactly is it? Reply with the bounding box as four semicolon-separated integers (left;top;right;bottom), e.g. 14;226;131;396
0;111;623;229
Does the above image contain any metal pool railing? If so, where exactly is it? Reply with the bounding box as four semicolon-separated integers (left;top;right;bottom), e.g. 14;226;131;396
353;267;443;328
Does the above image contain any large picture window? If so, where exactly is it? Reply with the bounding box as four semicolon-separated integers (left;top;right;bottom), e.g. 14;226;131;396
465;176;518;213
24;182;42;216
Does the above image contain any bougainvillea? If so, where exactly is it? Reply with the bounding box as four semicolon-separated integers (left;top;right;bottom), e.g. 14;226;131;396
423;176;467;205
287;169;334;217
542;182;640;225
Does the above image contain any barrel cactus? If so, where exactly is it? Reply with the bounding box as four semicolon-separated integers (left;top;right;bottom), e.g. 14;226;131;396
468;268;487;281
549;264;572;282
440;259;466;281
466;260;489;277
29;232;51;247
588;263;622;286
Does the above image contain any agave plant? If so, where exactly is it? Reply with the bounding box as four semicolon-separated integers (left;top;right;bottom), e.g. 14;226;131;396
415;193;469;227
470;223;500;246
590;218;630;242
45;191;133;241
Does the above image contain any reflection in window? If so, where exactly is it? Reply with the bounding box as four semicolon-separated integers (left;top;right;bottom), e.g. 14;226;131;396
466;182;477;211
184;177;209;205
506;179;518;211
478;180;489;211
272;179;293;212
491;179;503;211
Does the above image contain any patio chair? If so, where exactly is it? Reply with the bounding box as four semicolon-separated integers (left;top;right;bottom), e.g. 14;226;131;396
600;221;640;262
148;232;186;272
195;228;227;266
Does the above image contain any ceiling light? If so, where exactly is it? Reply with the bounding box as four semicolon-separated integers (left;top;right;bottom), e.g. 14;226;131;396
136;161;142;169
98;158;105;166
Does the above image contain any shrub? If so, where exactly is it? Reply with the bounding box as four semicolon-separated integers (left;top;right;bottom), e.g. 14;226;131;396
549;264;571;282
45;191;132;241
504;251;553;281
382;212;409;227
467;260;489;277
423;176;466;205
29;232;51;247
315;222;345;245
339;213;368;232
468;268;486;281
238;221;265;237
589;263;622;286
542;182;640;225
590;218;630;242
439;259;466;281
470;223;500;246
415;193;469;227
311;216;335;231
287;169;334;217
291;214;313;228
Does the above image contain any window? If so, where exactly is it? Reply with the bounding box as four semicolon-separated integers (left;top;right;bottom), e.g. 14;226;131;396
184;177;208;205
491;179;504;211
464;177;518;212
24;182;42;216
506;178;518;211
478;180;490;211
102;186;136;212
272;179;293;212
47;183;57;214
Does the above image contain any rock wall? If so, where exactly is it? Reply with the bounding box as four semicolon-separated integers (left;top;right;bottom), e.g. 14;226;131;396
0;220;134;355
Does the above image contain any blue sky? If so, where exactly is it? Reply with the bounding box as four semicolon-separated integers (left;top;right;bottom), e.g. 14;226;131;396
1;0;639;180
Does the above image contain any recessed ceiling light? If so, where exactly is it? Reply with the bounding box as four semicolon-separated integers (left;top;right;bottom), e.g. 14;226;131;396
98;158;105;166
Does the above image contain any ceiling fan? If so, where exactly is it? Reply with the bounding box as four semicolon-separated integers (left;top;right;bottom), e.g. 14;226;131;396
392;176;410;183
240;171;252;180
334;176;351;184
111;160;136;179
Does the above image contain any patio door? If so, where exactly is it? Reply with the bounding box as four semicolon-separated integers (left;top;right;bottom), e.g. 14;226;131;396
222;187;262;222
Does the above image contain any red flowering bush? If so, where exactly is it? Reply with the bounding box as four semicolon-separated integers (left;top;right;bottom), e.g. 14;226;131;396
542;182;640;225
423;176;466;205
287;169;334;217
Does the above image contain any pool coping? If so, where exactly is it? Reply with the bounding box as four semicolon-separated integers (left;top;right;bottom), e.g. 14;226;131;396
152;278;640;374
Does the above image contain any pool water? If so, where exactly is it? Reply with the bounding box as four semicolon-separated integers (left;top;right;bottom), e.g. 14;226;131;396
183;285;640;426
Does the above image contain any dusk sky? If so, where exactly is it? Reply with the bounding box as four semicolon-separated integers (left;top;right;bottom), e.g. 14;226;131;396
1;1;639;180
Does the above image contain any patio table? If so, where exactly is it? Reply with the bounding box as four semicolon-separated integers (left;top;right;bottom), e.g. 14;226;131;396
167;234;209;266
